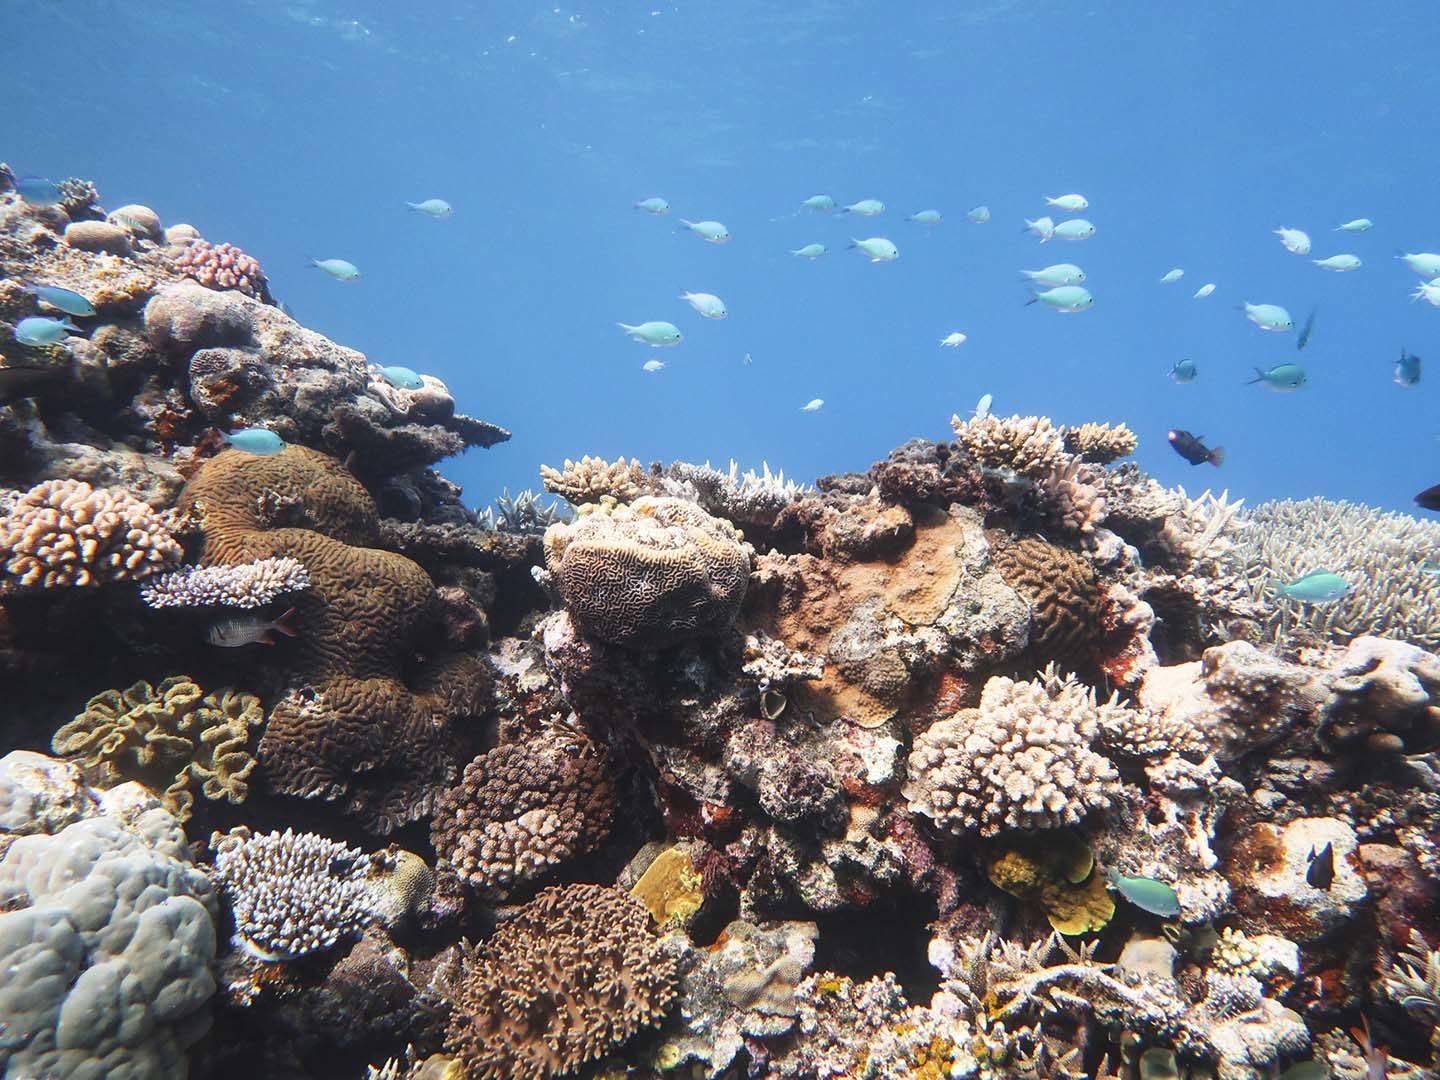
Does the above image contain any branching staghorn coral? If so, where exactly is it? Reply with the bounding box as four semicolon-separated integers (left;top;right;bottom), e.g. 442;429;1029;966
0;478;183;588
540;454;645;504
476;488;570;533
904;666;1127;836
139;555;311;608
1221;497;1440;647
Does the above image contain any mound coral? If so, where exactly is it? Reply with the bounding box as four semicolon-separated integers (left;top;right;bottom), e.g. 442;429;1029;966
210;826;376;961
0;477;182;588
180;445;483;832
445;883;678;1080
52;676;263;820
539;454;645;504
1222;497;1440;648
989;536;1104;669
542;495;752;647
174;238;271;300
904;667;1126;836
139;555;311;608
950;412;1069;478
430;732;614;897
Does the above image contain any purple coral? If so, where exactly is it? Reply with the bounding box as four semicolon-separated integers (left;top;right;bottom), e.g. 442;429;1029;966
174;239;271;300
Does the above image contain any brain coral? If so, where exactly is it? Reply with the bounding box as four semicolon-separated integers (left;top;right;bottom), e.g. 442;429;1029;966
210;826;377;960
904;667;1126;836
180;446;483;832
173;238;271;300
1221;497;1440;648
0;782;217;1080
0;477;182;588
445;883;678;1080
539;454;646;504
51;675;263;821
543;495;752;647
989;536;1104;670
430;733;614;897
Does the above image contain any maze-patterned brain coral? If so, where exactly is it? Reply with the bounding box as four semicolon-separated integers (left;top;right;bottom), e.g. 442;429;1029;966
445;883;677;1080
543;495;752;647
989;536;1103;669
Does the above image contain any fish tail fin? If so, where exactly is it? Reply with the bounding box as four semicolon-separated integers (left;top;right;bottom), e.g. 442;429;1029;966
1024;296;1038;307
617;322;637;332
1208;447;1224;467
271;606;300;638
1247;368;1264;384
258;632;277;646
404;202;417;211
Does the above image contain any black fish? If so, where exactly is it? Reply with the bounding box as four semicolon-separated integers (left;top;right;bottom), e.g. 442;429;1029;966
1417;483;1440;512
1306;842;1335;890
1168;429;1224;467
1296;307;1318;350
0;363;69;405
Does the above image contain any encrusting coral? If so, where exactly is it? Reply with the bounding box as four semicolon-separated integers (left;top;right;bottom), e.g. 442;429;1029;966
445;883;678;1080
430;731;615;897
904;666;1127;836
51;675;264;820
539;454;645;504
542;495;752;648
0;477;183;588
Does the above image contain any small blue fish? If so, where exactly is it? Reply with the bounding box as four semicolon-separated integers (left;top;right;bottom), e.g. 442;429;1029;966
14;175;62;207
14;316;80;346
679;219;730;243
973;393;993;420
311;258;361;281
801;194;835;212
406;198;453;218
908;209;942;225
1279;570;1350;603
1240;301;1294;332
224;428;287;455
842;198;885;216
1395;349;1422;388
1169;358;1197;383
25;285;95;317
1105;870;1181;918
1249;363;1307;391
790;243;827;259
634;197;670;214
966;205;991;224
207;606;299;647
379;365;424;390
1420;559;1440;577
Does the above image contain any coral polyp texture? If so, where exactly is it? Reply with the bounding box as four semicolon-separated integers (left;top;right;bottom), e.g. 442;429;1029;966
0;477;183;588
904;667;1127;836
210;826;376;960
542;495;752;647
445;883;678;1080
5;174;1440;1080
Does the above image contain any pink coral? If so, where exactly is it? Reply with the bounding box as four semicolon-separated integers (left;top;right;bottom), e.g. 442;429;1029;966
174;239;270;300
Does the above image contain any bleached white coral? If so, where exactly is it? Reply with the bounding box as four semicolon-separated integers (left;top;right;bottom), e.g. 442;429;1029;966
950;413;1070;479
540;454;646;504
140;556;310;608
661;458;808;528
209;826;376;960
903;666;1126;836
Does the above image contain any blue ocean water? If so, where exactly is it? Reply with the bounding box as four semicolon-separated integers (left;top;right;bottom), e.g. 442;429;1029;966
8;1;1437;515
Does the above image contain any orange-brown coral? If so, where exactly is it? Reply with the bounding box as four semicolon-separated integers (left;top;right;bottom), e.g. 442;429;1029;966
988;536;1103;671
178;445;483;832
445;883;677;1080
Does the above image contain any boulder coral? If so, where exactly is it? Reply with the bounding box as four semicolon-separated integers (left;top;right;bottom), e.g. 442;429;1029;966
542;495;752;648
179;444;484;832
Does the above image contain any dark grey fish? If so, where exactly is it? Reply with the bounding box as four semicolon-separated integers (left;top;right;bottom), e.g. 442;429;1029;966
0;363;69;405
1296;307;1318;350
1306;841;1335;889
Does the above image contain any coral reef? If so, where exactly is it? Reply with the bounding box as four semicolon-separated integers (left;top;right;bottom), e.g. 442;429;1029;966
445;883;678;1079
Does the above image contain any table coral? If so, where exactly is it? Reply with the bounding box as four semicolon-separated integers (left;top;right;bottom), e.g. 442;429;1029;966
429;732;614;897
904;667;1126;836
0;477;183;588
445;883;678;1080
51;675;263;821
542;495;752;648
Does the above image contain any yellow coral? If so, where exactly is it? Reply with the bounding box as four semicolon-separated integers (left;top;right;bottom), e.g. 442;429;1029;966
986;833;1115;935
52;675;263;820
630;845;704;929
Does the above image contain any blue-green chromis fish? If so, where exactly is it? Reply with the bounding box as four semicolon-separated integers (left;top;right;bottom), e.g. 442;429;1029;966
1052;218;1095;240
14;315;81;346
1313;253;1361;271
1397;252;1440;277
1395;350;1421;387
406;198;453;218
908;209;942;225
1249;363;1307;391
1022;264;1085;286
311;258;361;281
842;198;885;216
791;243;827;259
801;194;835;211
618;321;683;347
25;285;95;317
679;219;730;243
1026;285;1093;312
680;292;727;319
849;237;898;262
634;196;670;214
224;428;287;455
1169;358;1197;383
14;175;62;206
801;398;824;412
1240;302;1294;332
1278;570;1350;603
1334;218;1372;232
379;365;425;390
966;205;990;223
1105;870;1181;918
1159;268;1184;284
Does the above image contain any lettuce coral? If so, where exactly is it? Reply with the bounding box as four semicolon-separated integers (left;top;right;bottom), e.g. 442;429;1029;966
51;675;263;821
